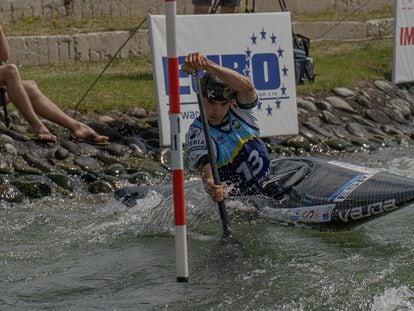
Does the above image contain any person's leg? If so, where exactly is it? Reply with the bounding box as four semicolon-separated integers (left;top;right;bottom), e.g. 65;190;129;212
22;80;108;143
193;0;211;14
220;0;240;13
0;64;56;141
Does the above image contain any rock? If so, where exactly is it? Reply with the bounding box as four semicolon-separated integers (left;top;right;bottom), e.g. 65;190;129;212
127;107;147;118
104;143;130;157
128;171;153;184
77;143;102;156
0;159;13;174
88;180;114;194
303;122;333;137
11;175;52;199
104;163;126;177
13;160;43;175
365;109;391;124
332;87;356;97
314;100;332;111
55;147;70;160
325;138;351;151
374;80;396;97
321;110;341;125
56;162;84;175
281;135;311;152
381;125;403;136
383;108;406;124
389;98;411;118
4;143;18;156
325;96;356;113
60;140;81;155
0;184;23;202
47;173;74;191
355;95;372;108
297;98;318;112
22;153;54;173
74;156;102;173
346;122;367;137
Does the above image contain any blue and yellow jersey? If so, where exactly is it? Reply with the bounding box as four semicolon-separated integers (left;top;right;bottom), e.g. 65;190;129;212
185;102;270;195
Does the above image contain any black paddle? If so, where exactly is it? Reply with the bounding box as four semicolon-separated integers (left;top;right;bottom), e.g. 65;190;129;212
193;70;233;239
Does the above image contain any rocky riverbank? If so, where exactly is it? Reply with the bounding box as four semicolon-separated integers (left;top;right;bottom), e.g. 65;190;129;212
1;79;414;203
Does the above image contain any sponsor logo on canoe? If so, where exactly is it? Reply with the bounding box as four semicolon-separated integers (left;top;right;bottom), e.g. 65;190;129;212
274;204;334;223
328;161;382;175
331;174;373;203
338;199;397;222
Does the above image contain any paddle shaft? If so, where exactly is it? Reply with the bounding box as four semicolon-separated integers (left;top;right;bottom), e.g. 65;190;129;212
194;71;232;238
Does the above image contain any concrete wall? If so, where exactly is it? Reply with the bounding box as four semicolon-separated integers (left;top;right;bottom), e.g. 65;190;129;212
5;18;393;66
0;0;392;22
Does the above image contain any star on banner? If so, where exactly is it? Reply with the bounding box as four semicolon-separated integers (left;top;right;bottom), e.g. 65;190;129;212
251;33;257;45
270;33;277;44
277;47;284;58
266;104;273;116
260;28;267;40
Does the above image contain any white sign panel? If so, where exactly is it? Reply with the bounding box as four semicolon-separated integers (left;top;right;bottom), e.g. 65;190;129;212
392;0;414;84
148;13;298;146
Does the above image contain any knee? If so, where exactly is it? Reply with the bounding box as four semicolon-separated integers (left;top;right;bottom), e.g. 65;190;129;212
2;64;21;80
22;80;39;94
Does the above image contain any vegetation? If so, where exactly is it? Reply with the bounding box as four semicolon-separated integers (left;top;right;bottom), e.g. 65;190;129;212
2;8;394;114
16;38;393;114
1;5;393;36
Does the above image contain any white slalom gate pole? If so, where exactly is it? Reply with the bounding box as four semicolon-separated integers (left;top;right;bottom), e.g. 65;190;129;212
165;0;189;282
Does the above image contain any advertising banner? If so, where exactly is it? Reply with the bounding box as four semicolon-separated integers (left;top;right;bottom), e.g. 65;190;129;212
148;13;298;146
393;0;414;84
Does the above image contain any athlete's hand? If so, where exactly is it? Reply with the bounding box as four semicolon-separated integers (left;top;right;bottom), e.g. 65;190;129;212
204;179;229;202
182;52;210;74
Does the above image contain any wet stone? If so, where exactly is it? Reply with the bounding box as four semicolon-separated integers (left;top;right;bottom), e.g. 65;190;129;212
299;127;320;144
23;153;54;173
324;138;351;151
104;143;130;157
0;159;13;174
0;184;23;203
11;175;52;199
74;156;102;173
4;143;18;156
77;143;101;157
13;161;43;175
55;147;70;160
104;163;126;177
128;171;153;184
88;180;114;194
281;135;311;152
56;162;84;175
47;173;74;191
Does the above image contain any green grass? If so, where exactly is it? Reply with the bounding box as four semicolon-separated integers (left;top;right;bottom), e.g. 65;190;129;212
20;57;154;113
291;5;393;22
297;39;393;95
17;39;393;113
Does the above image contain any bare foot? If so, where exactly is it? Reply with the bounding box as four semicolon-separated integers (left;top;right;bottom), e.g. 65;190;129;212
28;131;57;143
71;124;109;145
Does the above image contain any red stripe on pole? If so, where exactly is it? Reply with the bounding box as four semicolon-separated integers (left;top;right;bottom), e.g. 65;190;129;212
173;170;186;225
168;58;180;114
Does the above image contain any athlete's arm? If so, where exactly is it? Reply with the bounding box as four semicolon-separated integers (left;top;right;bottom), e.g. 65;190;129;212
201;164;229;202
